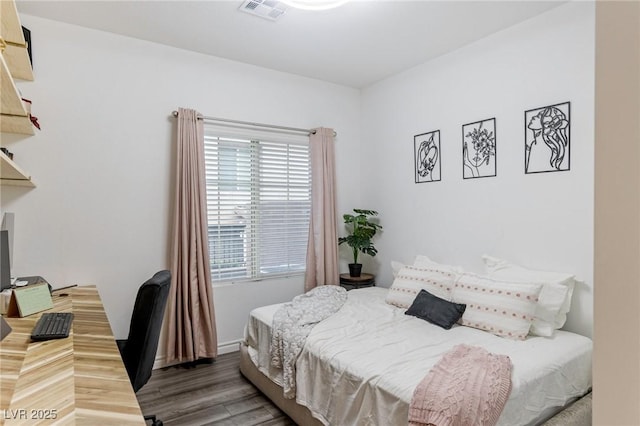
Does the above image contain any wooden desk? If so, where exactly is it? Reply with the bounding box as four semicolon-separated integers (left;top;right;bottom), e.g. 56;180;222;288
0;286;145;425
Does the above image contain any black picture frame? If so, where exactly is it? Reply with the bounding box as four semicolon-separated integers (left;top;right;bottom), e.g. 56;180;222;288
524;101;571;174
462;117;497;179
414;130;441;183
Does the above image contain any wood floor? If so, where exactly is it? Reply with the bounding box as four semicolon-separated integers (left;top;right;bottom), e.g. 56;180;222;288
137;351;296;426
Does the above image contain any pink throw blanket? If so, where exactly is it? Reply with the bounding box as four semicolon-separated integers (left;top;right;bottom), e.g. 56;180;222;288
408;344;512;426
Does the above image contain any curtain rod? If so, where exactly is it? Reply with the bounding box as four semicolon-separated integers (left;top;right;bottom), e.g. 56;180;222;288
171;110;337;137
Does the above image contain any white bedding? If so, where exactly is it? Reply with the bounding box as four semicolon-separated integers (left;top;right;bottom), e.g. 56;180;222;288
244;287;592;426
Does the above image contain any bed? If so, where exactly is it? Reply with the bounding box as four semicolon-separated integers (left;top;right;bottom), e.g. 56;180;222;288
240;286;592;425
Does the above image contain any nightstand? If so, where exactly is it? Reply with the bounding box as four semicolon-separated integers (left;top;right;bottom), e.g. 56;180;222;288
339;273;375;291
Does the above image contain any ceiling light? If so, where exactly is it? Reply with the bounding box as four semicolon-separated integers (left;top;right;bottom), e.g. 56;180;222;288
279;0;349;11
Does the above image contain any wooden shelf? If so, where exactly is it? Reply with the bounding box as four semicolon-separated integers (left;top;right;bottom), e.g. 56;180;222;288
1;0;27;46
1;0;35;134
1;113;34;135
3;43;33;81
0;150;35;187
0;0;33;81
0;0;36;189
0;51;33;135
0;53;28;116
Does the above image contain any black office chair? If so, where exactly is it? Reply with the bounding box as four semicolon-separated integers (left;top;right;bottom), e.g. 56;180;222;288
117;270;171;426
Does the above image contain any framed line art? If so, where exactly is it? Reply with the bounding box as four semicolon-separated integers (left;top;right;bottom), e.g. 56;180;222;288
525;101;570;174
462;117;496;179
414;130;441;183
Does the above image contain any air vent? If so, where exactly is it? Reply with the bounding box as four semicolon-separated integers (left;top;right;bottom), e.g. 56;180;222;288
239;0;287;21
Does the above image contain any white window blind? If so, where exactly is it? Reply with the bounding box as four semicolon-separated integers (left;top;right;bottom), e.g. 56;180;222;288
204;131;311;283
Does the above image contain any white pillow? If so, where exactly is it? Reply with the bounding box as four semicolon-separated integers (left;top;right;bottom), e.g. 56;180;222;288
482;255;575;336
413;255;465;275
391;260;405;278
452;273;542;340
385;265;455;309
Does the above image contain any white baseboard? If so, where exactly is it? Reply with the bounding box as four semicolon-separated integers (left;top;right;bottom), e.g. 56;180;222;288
153;339;241;369
217;339;242;355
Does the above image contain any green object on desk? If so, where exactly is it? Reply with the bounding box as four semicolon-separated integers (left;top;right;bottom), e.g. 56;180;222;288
11;283;53;317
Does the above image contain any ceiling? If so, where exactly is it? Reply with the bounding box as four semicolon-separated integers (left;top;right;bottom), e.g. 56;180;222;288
16;0;565;88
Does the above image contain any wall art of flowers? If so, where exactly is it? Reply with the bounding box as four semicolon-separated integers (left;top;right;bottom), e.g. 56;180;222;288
524;101;570;174
462;118;497;179
414;130;441;183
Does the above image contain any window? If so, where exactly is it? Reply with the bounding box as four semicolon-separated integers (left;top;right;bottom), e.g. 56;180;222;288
204;130;311;283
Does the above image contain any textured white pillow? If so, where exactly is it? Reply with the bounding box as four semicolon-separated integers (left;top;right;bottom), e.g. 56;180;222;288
452;273;542;340
413;255;465;275
391;260;405;278
482;255;575;336
385;265;455;309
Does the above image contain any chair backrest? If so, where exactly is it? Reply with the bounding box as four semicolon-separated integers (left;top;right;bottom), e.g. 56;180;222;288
120;270;171;392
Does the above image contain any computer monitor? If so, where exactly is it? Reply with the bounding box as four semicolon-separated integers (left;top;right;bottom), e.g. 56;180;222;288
1;212;14;292
0;230;11;291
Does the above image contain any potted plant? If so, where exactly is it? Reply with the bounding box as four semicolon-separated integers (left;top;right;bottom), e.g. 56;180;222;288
338;209;382;277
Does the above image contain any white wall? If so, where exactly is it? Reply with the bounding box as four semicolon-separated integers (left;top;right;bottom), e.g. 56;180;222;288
360;2;594;337
1;15;362;354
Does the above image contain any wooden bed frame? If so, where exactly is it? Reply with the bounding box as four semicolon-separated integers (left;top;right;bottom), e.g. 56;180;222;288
238;342;592;426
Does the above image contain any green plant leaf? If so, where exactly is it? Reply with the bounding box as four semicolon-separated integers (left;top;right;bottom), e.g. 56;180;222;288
338;208;383;264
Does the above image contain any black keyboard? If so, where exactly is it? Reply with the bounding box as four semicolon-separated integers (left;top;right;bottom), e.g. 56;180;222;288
31;312;74;341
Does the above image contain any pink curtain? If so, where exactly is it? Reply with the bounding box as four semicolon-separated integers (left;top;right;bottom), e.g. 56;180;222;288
166;107;218;364
305;127;340;291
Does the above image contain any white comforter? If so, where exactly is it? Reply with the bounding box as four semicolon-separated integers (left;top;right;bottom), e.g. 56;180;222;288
245;287;592;426
270;285;348;398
